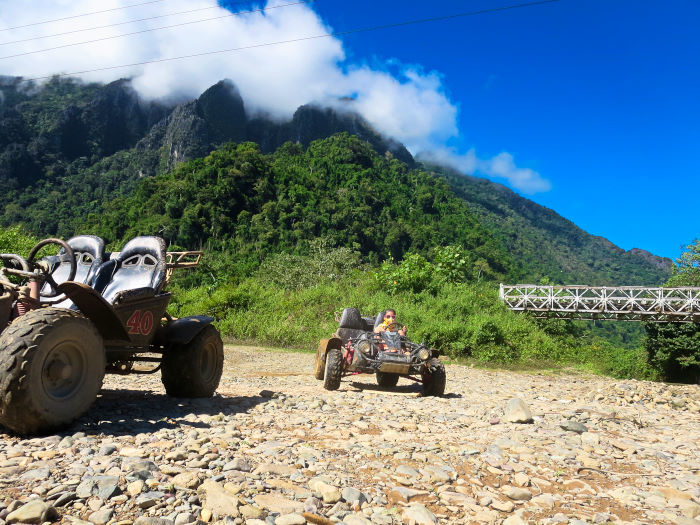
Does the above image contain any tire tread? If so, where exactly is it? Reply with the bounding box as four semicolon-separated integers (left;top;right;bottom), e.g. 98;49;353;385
161;325;224;397
422;358;446;397
0;308;104;434
322;348;343;391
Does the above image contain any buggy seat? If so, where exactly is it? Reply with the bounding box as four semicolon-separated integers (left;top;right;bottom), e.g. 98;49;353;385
93;236;167;304
41;235;106;307
335;307;374;345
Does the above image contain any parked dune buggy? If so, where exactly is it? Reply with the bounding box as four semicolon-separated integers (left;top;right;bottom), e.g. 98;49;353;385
0;235;224;435
314;308;446;396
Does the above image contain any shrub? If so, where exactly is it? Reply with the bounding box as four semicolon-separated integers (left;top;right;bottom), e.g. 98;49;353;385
0;226;38;254
645;323;700;383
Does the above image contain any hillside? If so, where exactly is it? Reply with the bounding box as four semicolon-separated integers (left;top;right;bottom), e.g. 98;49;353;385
435;167;672;285
86;136;510;280
0;76;670;286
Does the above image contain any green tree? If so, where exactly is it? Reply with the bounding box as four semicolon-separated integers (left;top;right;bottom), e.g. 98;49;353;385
666;239;700;287
644;239;700;383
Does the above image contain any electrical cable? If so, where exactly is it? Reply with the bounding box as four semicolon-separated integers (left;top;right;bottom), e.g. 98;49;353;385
0;0;255;47
0;0;170;32
0;0;315;60
20;0;560;83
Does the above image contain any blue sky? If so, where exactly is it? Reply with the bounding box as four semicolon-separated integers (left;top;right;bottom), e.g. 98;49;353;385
1;0;696;261
310;0;699;261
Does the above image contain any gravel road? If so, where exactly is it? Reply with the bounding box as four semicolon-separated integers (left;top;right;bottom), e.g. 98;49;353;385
0;345;698;525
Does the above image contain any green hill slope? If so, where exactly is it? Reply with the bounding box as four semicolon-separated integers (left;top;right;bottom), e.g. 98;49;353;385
87;135;511;280
435;167;671;285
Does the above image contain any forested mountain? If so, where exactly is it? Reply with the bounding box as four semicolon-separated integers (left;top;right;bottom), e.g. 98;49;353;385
0;76;671;285
87;136;510;280
433;166;672;285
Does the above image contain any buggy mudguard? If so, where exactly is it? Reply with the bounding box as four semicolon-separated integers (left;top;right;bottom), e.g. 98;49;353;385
58;282;130;341
0;290;14;331
156;315;215;346
314;337;343;380
317;337;342;362
58;281;172;345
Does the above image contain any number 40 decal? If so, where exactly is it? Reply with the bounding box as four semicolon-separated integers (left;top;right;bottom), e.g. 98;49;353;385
126;310;154;335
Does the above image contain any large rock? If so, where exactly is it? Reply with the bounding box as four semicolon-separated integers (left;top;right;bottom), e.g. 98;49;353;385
308;477;342;503
387;486;432;504
171;471;202;490
253;463;297;476
341;487;368;506
253;493;304;515
503;486;532;501
503;398;533;423
6;500;59;524
94;476;121;499
401;504;437;525
197;479;240;518
274;514;306;525
560;420;588;433
88;507;114;525
133;518;174;525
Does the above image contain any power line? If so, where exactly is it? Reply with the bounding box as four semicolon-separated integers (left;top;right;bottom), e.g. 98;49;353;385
21;0;560;83
0;0;170;32
0;1;315;60
0;0;255;47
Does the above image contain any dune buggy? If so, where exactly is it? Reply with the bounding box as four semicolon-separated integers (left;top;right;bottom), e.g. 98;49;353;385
314;308;446;396
0;235;224;435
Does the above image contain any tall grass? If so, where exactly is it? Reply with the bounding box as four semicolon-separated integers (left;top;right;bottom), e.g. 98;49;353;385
169;272;656;380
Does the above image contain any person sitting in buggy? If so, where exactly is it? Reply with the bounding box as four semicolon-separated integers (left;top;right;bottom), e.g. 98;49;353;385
373;309;407;352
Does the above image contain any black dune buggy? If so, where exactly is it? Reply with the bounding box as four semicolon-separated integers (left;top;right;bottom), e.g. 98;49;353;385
0;235;224;435
314;307;446;396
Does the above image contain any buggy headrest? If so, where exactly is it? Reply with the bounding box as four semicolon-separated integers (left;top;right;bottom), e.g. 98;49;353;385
117;236;166;264
60;235;106;262
98;236;168;303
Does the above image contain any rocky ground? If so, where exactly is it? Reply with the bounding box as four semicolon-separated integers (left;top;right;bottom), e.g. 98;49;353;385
0;346;698;525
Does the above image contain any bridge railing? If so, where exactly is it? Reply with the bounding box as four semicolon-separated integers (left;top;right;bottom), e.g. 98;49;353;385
499;284;700;323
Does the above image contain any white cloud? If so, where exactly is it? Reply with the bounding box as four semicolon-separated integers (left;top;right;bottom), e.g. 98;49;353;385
0;0;550;194
482;152;551;193
417;148;550;195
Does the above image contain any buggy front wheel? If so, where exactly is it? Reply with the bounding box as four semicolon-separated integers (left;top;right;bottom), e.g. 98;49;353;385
422;358;446;397
0;308;105;435
375;371;400;387
322;348;343;391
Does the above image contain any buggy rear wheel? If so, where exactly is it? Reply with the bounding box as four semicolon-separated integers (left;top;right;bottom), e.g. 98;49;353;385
0;308;105;435
422;358;446;397
322;348;343;391
162;325;224;397
375;371;400;387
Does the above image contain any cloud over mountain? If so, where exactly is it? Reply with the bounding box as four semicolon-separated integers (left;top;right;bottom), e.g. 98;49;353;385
0;0;549;193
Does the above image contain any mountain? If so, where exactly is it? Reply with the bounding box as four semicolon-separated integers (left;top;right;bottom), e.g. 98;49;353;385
433;166;671;285
0;76;671;285
136;79;413;173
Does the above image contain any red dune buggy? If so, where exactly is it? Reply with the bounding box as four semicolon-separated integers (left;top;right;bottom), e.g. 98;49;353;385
314;307;446;396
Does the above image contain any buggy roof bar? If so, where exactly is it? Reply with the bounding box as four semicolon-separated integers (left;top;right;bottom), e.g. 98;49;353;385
165;251;202;284
109;250;203;285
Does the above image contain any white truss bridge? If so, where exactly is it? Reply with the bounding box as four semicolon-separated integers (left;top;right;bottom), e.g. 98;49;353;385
499;284;700;323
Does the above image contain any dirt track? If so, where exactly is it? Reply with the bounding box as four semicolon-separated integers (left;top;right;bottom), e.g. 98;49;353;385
0;346;698;525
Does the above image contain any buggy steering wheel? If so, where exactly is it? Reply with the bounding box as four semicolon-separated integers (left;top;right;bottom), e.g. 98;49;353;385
27;238;76;298
383;319;405;333
0;253;31;290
